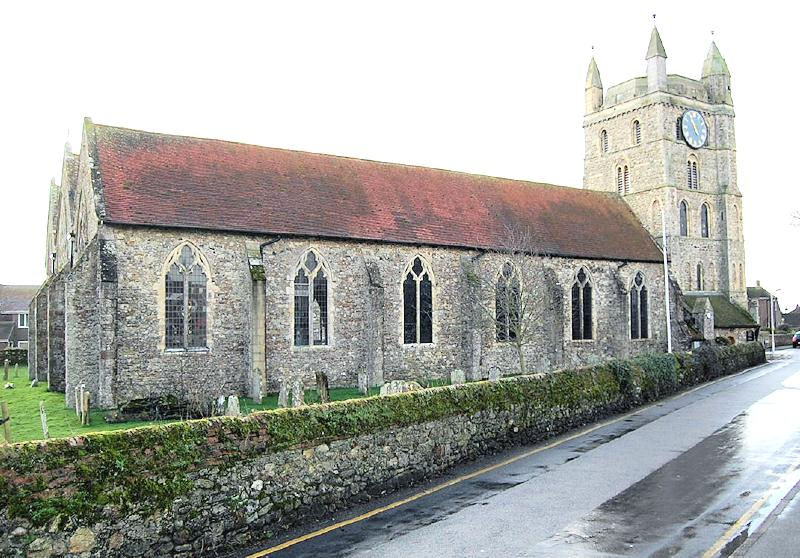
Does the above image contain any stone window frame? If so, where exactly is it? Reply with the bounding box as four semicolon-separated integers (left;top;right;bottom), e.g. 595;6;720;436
494;261;521;343
570;267;595;342
632;120;641;145
629;271;649;340
291;247;333;350
156;241;217;354
401;254;436;346
679;200;689;237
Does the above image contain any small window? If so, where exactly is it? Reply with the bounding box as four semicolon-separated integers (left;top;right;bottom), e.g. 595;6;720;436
496;262;521;342
624;165;630;194
633;120;641;145
630;272;649;340
676;117;683;141
403;256;433;344
16;341;28;349
696;263;704;291
294;249;329;346
571;268;593;340
601;130;609;153
679;201;689;236
616;166;623;194
700;204;710;238
18;313;28;328
165;244;209;350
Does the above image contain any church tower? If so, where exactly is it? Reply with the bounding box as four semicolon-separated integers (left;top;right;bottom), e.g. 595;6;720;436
582;27;748;311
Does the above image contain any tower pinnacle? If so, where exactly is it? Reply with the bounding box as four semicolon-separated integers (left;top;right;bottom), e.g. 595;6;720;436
645;26;667;60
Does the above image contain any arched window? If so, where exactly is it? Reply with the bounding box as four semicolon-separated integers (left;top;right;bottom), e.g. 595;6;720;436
403;256;433;344
630;272;648;339
165;243;209;350
651;200;662;234
700;203;710;238
624;165;630;193
496;262;521;342
633;120;641;145
696;263;704;291
571;268;593;340
617;166;623;194
294;249;329;346
601;130;609;154
679;201;689;236
687;159;699;189
676;117;683;141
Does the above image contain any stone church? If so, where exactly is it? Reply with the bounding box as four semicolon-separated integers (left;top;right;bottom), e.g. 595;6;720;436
29;27;755;409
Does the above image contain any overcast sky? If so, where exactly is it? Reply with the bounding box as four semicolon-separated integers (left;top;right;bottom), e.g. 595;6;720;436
1;1;798;312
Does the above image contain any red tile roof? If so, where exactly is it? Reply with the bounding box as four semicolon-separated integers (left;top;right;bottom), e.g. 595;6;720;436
90;122;662;262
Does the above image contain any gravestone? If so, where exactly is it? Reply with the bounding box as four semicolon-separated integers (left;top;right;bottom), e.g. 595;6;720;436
216;395;226;416
379;380;423;396
291;378;305;407
315;370;330;404
30;378;38;388
450;369;466;385
278;379;289;408
358;371;369;396
225;395;241;417
488;367;502;382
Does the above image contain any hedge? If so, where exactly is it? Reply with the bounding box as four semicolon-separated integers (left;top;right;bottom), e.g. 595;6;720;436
0;342;766;527
0;348;27;367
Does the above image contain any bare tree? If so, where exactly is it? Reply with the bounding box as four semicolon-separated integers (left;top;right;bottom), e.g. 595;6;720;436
462;226;555;375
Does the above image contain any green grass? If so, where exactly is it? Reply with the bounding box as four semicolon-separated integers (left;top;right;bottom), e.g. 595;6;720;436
0;367;447;443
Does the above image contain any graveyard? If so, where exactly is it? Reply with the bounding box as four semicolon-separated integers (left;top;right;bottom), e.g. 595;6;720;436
0;362;457;443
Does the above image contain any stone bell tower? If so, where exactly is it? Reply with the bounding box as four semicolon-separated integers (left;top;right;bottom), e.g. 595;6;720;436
582;27;749;313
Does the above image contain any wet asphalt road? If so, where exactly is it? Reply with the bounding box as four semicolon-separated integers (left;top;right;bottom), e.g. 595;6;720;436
242;349;800;558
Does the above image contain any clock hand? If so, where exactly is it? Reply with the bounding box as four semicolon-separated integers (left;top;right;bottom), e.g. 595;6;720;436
691;118;699;136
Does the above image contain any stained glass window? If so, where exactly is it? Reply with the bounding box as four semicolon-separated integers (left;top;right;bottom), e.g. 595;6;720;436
165;244;208;350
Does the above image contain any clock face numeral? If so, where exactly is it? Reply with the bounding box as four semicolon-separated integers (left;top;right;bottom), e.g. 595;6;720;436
681;110;708;149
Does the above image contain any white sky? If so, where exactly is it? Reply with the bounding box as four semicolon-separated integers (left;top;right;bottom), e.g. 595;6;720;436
1;1;798;311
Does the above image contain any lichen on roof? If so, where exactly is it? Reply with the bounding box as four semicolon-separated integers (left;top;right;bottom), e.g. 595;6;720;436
684;294;756;328
702;42;730;77
646;27;667;59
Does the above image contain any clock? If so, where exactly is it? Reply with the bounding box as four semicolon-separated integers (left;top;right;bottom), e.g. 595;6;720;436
681;110;708;149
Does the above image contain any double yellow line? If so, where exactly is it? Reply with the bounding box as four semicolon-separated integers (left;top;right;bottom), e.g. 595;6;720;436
248;360;778;557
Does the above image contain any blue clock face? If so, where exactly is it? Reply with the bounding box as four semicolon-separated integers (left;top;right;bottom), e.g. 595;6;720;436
681;110;708;149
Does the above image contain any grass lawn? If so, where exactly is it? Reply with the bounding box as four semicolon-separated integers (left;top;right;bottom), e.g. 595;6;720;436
1;366;444;443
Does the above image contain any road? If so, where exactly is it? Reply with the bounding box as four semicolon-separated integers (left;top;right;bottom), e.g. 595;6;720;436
242;349;800;558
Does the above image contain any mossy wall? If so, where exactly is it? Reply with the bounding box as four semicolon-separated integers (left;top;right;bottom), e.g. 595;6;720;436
0;343;765;557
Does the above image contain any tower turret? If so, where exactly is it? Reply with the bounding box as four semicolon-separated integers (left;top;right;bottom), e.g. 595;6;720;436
585;57;603;113
702;42;732;104
646;27;667;92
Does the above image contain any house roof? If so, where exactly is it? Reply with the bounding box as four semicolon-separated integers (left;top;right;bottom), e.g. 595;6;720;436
89;122;663;263
684;294;757;328
747;286;771;299
0;285;39;314
0;322;12;341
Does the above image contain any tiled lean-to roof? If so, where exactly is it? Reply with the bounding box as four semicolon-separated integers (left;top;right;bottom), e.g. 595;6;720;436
685;294;757;328
87;121;663;263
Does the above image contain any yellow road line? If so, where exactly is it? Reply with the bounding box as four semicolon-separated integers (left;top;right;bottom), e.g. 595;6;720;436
702;494;769;558
248;362;772;557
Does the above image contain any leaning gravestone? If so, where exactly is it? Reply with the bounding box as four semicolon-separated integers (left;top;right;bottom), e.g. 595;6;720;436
450;369;466;385
488;367;502;382
291;378;305;407
379;380;423;396
30;378;38;388
225;395;241;417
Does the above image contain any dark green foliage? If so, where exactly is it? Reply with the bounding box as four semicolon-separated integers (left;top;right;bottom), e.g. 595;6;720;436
0;343;766;527
0;348;27;366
